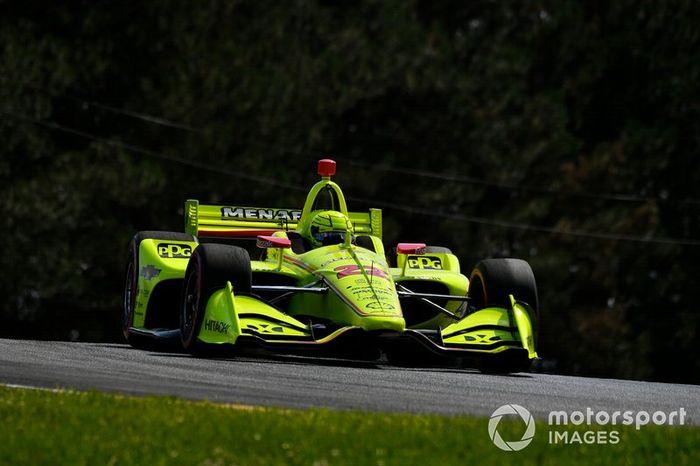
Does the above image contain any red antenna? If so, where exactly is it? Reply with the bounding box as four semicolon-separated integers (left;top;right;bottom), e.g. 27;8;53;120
318;159;336;177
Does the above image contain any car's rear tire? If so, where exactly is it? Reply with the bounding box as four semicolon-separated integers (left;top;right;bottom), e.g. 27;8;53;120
123;231;196;349
180;244;251;355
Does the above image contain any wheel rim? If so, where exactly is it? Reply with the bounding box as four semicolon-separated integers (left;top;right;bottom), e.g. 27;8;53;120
181;260;200;344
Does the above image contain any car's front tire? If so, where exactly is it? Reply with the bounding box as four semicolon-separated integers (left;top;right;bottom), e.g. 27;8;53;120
468;258;538;322
468;258;539;374
180;244;251;355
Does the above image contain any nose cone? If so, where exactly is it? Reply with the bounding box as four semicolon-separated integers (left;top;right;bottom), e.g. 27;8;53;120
330;278;405;332
357;314;406;333
306;245;405;331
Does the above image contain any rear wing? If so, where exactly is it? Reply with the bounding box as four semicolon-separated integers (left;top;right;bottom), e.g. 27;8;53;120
184;199;383;239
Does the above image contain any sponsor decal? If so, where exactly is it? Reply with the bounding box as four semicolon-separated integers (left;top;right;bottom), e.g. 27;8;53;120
407;256;443;270
464;334;493;343
366;301;395;310
140;265;161;280
245;322;299;335
204;319;231;334
350;286;393;296
344;283;397;310
157;243;192;259
221;207;302;222
319;256;350;268
335;264;389;280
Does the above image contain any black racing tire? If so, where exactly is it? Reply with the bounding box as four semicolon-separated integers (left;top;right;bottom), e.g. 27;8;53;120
468;258;539;354
123;231;196;348
468;258;538;314
180;244;251;355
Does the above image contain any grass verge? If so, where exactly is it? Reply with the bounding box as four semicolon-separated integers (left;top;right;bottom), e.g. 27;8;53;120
0;385;698;465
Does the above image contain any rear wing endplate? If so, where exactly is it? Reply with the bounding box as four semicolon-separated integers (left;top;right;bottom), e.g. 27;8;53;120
184;199;382;239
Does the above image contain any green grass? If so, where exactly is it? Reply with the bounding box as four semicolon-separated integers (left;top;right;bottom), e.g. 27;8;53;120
0;385;698;465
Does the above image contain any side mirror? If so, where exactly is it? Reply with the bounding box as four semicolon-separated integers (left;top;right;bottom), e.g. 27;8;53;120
397;243;426;277
397;243;426;255
256;235;291;249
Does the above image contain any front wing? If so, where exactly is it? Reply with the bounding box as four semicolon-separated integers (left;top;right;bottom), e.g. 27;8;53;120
197;282;537;359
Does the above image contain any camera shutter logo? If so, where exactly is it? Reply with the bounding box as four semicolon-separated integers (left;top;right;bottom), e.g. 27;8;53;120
488;404;536;451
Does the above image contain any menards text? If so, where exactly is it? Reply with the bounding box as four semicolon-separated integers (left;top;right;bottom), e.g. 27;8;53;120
221;207;302;222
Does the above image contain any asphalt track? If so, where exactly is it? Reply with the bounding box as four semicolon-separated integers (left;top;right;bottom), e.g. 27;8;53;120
1;338;698;424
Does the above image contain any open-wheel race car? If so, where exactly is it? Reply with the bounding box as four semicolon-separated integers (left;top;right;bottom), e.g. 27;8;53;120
123;159;539;373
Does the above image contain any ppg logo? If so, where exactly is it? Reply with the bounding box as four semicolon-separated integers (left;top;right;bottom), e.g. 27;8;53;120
157;243;193;259
407;256;443;270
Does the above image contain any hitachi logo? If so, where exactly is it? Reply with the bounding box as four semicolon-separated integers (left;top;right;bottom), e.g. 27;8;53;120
221;207;301;222
204;320;231;334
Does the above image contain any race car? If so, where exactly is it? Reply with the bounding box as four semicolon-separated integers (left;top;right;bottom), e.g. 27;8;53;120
122;159;539;373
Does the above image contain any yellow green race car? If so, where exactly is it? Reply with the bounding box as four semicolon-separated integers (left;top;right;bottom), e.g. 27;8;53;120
122;159;539;373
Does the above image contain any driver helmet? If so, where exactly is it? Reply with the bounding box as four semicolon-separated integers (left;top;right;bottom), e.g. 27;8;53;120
306;210;353;248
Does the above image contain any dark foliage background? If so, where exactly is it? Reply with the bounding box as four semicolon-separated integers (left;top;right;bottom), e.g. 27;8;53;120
1;0;699;383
